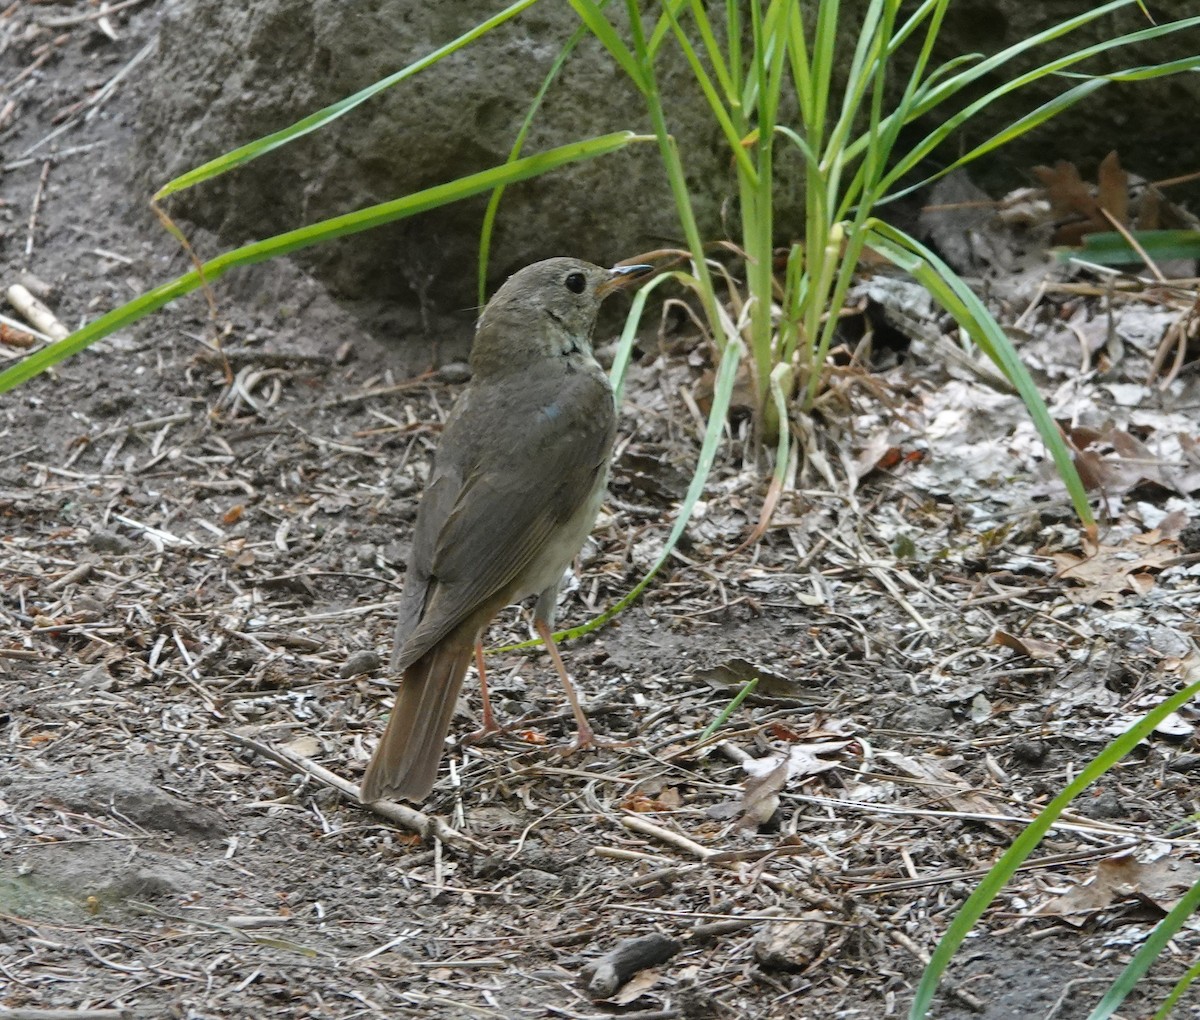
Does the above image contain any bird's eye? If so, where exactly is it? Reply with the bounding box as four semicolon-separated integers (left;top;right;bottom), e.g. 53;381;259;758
564;271;586;294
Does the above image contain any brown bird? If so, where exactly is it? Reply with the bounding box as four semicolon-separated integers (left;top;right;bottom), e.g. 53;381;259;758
360;257;650;804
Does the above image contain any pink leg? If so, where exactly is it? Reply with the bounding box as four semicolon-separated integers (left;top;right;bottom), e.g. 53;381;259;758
465;639;504;742
534;618;598;751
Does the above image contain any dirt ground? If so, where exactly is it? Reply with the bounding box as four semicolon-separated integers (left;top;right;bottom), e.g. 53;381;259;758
4;4;1200;1019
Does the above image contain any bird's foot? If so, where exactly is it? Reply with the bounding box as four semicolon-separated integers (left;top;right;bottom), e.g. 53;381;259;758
555;727;636;756
462;718;508;746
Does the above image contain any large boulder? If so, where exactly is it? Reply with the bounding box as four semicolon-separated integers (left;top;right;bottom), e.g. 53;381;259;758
135;0;1199;330
136;0;742;313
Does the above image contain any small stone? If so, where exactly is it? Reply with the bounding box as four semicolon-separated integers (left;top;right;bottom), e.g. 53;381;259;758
340;650;383;678
390;473;420;498
436;361;471;385
752;916;828;970
894;703;955;732
1011;738;1047;764
88;530;131;554
1077;789;1125;820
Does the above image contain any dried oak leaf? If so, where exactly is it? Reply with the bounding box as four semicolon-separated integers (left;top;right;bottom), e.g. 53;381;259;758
1039;853;1200;925
1049;533;1177;605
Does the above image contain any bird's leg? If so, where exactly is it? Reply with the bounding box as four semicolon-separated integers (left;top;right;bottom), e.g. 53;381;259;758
534;618;608;753
463;639;505;743
532;614;633;753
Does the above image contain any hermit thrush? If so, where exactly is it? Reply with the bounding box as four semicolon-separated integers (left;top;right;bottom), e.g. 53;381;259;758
360;257;650;803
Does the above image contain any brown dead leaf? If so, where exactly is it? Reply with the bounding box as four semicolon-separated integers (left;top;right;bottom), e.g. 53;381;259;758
738;742;852;829
1039;853;1200;925
282;735;320;758
738;759;788;829
611;967;664;1005
694;361;755;418
1049;532;1177;605
1071;447;1112;492
1096;151;1130;227
882;751;1001;817
622;787;683;813
990;630;1062;661
693;657;798;699
1034;159;1103;244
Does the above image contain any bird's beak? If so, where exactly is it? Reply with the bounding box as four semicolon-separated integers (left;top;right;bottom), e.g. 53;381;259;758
598;263;654;297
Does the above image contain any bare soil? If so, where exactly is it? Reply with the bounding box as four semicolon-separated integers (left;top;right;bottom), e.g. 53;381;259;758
3;5;1200;1020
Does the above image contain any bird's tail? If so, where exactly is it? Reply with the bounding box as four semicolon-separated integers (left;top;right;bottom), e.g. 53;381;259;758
360;639;473;803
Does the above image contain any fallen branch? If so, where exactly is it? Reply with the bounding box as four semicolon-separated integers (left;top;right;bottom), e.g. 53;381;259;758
225;732;486;852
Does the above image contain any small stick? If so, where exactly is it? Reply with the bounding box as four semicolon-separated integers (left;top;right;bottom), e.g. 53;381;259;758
47;562;92;592
25;160;52;259
225;732;486;852
38;0;152;27
621;814;716;861
889;928;987;1013
691;906;786;940
0;1011;134;1020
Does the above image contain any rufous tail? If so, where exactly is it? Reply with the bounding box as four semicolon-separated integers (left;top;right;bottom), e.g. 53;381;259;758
360;639;473;803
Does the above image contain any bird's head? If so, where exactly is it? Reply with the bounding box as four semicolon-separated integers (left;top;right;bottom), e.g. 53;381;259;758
471;258;651;376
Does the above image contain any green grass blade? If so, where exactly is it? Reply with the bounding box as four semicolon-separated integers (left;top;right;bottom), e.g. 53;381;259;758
886;0;949;54
620;3;722;352
910;12;1200;123
886;54;1200;201
878;78;1108;202
570;0;646;90
671;0;735;101
665;6;758;182
864;222;1094;526
699;677;760;742
906;0;1142;119
0;132;646;393
805;0;841;153
906;672;1200;1019
787;2;816;133
1068;230;1200;266
153;0;541;202
1153;958;1200;1020
1060;53;1200;82
843;9;1198;177
1087;877;1200;1020
478;16;596;305
610;271;680;407
646;0;689;58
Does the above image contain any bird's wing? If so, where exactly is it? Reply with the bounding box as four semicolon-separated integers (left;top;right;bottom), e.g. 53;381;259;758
389;461;463;669
395;370;614;669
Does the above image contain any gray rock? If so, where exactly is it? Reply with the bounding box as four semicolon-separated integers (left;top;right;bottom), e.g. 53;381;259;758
134;0;1198;341
136;0;743;311
49;770;224;839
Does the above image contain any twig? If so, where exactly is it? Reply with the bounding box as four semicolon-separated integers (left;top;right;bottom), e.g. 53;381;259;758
24;160;52;259
888;927;987;1013
39;0;152;27
21;40;154;158
0;311;51;344
0;1011;136;1020
621;814;716;861
225;732;486;852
